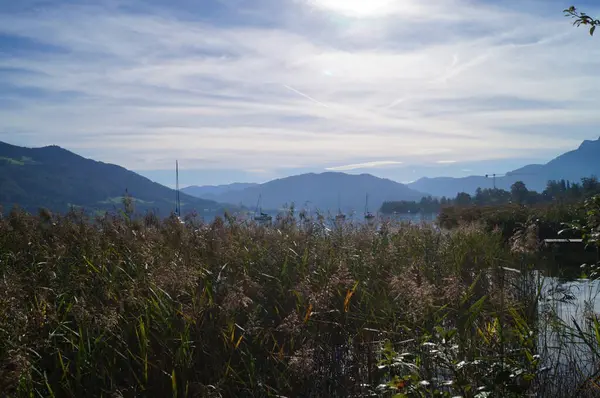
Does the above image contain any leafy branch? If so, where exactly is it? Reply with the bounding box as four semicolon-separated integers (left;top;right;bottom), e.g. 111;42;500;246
564;6;600;36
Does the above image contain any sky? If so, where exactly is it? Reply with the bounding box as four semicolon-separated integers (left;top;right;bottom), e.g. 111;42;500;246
1;0;599;187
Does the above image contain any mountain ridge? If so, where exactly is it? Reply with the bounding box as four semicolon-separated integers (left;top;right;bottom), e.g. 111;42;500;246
4;136;599;215
407;137;600;197
0;141;226;216
188;171;425;212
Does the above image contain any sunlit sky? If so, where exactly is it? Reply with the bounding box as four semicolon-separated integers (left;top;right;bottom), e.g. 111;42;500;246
1;0;599;186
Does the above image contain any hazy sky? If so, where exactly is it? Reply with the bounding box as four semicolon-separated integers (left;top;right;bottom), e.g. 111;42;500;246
1;0;599;186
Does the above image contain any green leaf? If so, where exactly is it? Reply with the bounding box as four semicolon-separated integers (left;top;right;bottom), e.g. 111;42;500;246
524;349;534;364
591;25;596;36
171;369;178;398
592;315;600;346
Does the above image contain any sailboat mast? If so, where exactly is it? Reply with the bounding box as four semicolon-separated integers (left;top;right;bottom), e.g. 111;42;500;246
176;160;180;216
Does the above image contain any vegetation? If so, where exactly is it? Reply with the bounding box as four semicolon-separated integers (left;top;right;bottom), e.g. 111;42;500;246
565;6;600;36
381;176;600;215
1;206;600;397
437;202;585;242
567;195;600;247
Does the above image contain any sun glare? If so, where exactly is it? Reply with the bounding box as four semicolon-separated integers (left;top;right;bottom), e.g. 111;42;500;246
308;0;413;18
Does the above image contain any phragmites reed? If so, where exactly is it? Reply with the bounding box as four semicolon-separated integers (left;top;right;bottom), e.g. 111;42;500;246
0;207;595;397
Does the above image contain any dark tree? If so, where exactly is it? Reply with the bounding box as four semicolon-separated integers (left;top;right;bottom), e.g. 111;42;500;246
510;181;529;205
455;192;472;207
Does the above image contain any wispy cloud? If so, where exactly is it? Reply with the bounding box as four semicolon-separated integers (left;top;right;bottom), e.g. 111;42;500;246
326;160;403;171
0;0;598;178
247;168;271;174
436;160;457;164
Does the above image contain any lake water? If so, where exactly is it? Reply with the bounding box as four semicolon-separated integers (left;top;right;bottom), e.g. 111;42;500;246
536;273;600;395
543;277;600;325
217;211;438;226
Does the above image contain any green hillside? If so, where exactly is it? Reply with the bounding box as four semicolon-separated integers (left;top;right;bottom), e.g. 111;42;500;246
0;141;226;216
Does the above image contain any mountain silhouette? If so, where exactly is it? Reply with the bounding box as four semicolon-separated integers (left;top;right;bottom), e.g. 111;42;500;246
5;136;598;214
0;141;224;216
195;172;424;213
407;137;600;197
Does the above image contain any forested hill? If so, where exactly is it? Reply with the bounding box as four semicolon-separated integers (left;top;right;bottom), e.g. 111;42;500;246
0;141;225;215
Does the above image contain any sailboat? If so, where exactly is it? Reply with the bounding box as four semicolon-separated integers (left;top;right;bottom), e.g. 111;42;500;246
364;193;375;221
254;194;272;223
335;192;346;222
175;160;185;224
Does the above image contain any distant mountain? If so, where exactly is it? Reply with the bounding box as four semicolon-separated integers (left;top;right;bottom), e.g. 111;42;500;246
0;141;228;216
182;183;258;200
207;172;424;213
408;137;600;197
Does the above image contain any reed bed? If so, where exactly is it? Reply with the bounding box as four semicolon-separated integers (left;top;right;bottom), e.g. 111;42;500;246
0;208;597;397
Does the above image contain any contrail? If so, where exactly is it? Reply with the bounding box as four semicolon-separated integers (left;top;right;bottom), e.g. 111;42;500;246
283;84;329;108
383;97;407;110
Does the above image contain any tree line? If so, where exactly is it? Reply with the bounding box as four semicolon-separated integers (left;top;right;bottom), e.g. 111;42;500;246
380;176;600;214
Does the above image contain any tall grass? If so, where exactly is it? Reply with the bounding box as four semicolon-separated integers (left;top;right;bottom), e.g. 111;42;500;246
438;202;586;242
0;208;595;397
